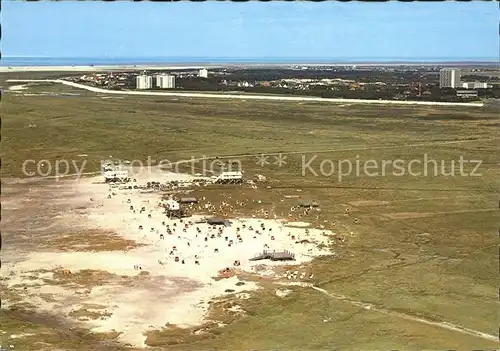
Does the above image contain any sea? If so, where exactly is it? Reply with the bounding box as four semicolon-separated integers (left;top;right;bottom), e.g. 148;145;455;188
0;56;497;67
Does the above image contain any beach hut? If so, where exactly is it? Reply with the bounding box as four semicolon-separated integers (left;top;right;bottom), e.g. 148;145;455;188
250;250;295;261
298;200;319;208
179;197;198;204
207;218;231;227
214;171;243;184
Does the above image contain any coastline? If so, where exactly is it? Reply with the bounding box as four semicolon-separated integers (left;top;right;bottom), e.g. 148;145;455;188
0;60;498;73
0;65;219;73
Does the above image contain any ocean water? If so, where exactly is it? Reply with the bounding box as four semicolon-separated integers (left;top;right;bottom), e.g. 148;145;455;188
0;56;496;67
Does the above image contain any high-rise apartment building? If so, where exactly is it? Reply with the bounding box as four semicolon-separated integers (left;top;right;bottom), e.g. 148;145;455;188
439;68;461;88
155;74;175;89
136;75;153;90
199;69;208;78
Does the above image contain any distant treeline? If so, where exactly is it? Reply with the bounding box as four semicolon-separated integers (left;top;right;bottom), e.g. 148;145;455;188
222;68;438;84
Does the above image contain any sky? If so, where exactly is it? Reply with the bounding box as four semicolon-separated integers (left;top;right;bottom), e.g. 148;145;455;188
2;1;498;60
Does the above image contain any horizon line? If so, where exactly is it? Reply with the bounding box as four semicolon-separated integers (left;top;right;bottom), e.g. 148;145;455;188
1;59;498;67
2;55;498;60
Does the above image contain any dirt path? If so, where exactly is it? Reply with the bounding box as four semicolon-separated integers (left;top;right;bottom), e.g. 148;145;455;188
279;282;498;343
382;208;497;220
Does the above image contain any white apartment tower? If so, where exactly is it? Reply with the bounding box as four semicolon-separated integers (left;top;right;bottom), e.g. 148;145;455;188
199;68;208;78
155;74;176;89
439;68;461;89
136;75;153;90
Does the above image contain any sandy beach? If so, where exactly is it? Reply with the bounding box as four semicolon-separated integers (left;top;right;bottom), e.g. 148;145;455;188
2;166;333;347
0;65;219;73
1;61;496;73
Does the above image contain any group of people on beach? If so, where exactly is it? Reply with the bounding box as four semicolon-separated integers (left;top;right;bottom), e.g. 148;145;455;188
103;182;335;276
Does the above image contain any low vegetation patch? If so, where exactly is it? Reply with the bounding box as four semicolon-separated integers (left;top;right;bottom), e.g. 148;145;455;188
47;230;143;252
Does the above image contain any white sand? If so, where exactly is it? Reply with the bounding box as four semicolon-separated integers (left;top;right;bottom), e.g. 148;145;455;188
9;333;36;339
3;166;334;347
275;289;292;297
285;221;311;228
7;84;28;91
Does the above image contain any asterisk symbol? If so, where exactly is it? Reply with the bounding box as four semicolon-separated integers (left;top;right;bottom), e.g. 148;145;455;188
273;153;287;167
255;154;270;167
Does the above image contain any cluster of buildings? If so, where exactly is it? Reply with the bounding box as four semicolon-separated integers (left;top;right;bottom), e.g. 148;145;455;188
135;69;209;90
220;78;390;92
136;74;176;90
439;68;489;89
69;72;131;88
101;160;130;183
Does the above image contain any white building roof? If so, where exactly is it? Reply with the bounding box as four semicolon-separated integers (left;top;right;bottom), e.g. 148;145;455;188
103;170;129;179
217;171;243;179
164;199;180;211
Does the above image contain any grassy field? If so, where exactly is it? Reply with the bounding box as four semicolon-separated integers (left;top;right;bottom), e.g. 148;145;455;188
2;77;499;350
